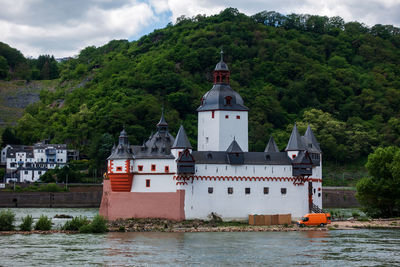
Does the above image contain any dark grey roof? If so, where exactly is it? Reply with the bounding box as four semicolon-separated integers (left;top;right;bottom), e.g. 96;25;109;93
226;139;243;153
285;123;305;151
172;125;192;149
303;125;321;153
157;111;168;127
108;129;134;160
197;84;248;111
33;141;67;149
265;136;279;152
6;146;34;158
131;113;175;159
192;151;291;165
215;50;229;71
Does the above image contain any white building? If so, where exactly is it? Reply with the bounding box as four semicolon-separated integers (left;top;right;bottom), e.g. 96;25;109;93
3;141;77;183
100;52;323;221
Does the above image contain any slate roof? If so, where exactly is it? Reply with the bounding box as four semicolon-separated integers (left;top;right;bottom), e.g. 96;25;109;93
303;125;321;153
107;129;134;160
215;50;229;71
285;123;306;151
265;136;279;152
6;146;34;158
196;84;248;111
172;125;192;149
192;151;291;165
226;139;243;153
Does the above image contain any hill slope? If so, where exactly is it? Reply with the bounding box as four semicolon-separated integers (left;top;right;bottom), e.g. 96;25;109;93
8;8;400;170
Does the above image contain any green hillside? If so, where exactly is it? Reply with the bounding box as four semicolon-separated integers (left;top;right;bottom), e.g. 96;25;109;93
5;8;400;173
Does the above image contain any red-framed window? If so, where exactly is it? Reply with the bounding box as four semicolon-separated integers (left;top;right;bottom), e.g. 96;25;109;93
146;179;150;187
178;151;182;157
292;154;296;159
138;165;143;171
116;167;122;171
212;111;215;119
236;115;240;119
165;166;169;172
225;115;229;119
151;164;156;171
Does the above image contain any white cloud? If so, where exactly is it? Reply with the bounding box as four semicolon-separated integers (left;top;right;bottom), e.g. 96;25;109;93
0;0;399;58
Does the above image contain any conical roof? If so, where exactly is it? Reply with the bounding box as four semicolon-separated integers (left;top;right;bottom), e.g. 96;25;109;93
226;138;243;153
285;123;305;151
265;136;279;152
303;125;321;153
157;110;168;127
172;125;192;149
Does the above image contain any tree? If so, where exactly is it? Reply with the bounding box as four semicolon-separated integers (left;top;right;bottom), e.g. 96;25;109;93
356;146;400;217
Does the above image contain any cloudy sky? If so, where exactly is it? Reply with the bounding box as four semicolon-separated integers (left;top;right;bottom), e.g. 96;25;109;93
1;0;400;58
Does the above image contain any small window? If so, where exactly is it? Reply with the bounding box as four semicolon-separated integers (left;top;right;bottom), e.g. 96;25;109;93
165;166;169;172
138;165;143;171
146;179;150;187
313;188;316;194
24;171;28;174
318;193;321;197
38;171;42;175
225;115;229;119
264;187;269;194
228;187;233;194
281;188;287;195
212;111;215;119
245;188;250;195
225;96;232;106
208;187;213;194
178;151;182;157
292;154;296;159
116;167;122;171
151;164;156;171
236;115;240;119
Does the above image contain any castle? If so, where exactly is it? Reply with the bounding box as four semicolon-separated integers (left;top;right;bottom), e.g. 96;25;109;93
99;52;323;221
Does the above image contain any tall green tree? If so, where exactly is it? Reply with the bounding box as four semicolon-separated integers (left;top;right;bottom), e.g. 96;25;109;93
356;146;400;217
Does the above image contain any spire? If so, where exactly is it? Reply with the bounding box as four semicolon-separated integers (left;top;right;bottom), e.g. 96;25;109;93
172;125;192;149
118;128;129;146
157;108;168;133
220;48;224;61
265;136;279;152
285;123;305;151
304;125;321;152
226;139;243;153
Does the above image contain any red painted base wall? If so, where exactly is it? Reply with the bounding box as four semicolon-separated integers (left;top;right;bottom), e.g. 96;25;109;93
99;180;185;221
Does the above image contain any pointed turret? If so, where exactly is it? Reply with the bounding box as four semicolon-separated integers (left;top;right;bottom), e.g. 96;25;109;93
265;136;279;152
107;129;133;160
157;109;168;133
226;138;243;153
226;138;244;165
303;125;321;153
285;123;305;151
172;125;192;149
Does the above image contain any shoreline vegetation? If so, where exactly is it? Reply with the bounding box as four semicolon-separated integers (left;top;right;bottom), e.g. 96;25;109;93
0;218;399;235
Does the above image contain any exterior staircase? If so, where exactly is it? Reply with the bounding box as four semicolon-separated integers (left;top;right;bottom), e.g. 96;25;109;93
310;203;324;213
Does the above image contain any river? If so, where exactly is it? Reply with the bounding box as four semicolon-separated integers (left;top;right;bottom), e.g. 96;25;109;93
1;208;399;266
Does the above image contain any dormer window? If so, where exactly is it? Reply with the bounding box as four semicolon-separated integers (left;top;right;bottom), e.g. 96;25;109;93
207;153;213;159
225;96;232;106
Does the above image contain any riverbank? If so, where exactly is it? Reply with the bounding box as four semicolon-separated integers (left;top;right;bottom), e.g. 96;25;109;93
1;218;399;235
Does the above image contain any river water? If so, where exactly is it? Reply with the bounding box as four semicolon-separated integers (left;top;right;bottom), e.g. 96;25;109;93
1;208;399;266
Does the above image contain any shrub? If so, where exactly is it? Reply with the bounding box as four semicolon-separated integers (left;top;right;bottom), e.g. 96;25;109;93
78;215;108;233
90;215;108;233
34;215;52;231
352;211;360;218
62;216;89;231
0;209;15;231
20;215;33;231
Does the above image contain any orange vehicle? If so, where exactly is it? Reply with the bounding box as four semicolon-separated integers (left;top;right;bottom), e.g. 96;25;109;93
297;213;331;227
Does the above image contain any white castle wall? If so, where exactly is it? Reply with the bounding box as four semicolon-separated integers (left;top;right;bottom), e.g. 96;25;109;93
131;159;177;193
198;110;248;152
179;163;322;220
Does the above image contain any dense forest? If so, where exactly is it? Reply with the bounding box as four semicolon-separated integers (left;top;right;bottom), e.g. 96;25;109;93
0;42;59;80
2;8;400;172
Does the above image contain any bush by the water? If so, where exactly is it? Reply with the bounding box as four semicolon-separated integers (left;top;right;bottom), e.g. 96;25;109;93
62;216;90;231
19;215;33;231
79;215;108;233
0;209;15;231
34;215;52;231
